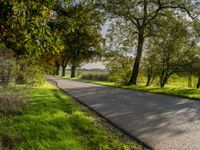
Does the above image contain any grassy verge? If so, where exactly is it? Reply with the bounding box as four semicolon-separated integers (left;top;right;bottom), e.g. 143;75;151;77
0;82;142;150
67;78;200;100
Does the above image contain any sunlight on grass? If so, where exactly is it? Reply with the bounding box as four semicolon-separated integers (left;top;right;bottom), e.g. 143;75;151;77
0;83;141;150
121;84;200;100
70;78;200;100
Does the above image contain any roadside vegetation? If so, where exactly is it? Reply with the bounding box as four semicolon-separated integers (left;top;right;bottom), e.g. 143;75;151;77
2;0;200;149
58;71;200;101
0;83;142;150
74;78;200;101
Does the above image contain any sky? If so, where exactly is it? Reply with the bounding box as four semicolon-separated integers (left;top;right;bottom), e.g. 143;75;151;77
82;61;106;69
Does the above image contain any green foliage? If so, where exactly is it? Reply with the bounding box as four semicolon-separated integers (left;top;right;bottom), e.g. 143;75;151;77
1;0;61;55
0;83;142;150
80;73;109;81
106;52;133;85
0;44;15;87
55;0;104;77
15;56;46;86
141;15;197;87
0;44;46;115
97;0;200;84
76;78;200;101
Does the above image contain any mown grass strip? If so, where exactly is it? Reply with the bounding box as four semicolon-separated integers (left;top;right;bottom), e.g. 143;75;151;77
69;78;200;101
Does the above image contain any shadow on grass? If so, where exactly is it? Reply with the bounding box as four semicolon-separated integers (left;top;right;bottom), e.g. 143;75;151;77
0;84;141;150
51;77;200;148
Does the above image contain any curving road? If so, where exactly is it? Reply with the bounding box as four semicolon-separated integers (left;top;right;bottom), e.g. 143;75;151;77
48;76;200;150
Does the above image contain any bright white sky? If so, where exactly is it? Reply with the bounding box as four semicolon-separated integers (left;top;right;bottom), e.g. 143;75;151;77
82;61;106;69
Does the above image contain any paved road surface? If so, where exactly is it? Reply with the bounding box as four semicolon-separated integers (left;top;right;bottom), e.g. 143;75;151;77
48;77;200;150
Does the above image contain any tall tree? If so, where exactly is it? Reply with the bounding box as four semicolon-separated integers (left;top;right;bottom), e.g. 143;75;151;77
1;0;61;56
65;0;103;78
145;16;193;87
97;0;200;85
50;0;103;77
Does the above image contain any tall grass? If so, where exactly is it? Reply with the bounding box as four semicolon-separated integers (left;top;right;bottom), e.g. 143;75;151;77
80;73;109;81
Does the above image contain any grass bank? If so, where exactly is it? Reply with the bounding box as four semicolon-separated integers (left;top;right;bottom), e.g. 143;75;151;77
69;78;200;100
0;82;142;150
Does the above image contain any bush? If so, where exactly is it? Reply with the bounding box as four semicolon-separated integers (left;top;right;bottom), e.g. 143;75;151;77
105;52;133;85
0;44;45;115
0;44;15;87
0;94;26;115
0;133;21;150
81;73;109;81
15;57;46;86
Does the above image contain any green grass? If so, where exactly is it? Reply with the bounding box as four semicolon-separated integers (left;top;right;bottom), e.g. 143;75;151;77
0;83;142;150
121;85;200;100
68;78;200;100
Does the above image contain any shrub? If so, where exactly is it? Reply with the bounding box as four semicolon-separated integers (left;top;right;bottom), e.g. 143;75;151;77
105;52;133;85
81;73;109;81
0;94;26;115
0;133;21;150
0;44;44;115
0;44;15;87
15;57;45;86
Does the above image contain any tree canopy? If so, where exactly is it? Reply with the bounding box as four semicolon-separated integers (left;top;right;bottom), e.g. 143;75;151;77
96;0;200;85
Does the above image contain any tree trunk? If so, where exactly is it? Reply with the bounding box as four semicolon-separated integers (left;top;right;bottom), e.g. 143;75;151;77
71;63;76;78
128;29;145;85
61;61;66;77
196;77;200;88
160;74;170;88
146;75;151;86
55;60;60;76
61;66;66;76
160;77;164;87
56;65;59;76
61;58;68;77
160;82;165;88
188;74;192;88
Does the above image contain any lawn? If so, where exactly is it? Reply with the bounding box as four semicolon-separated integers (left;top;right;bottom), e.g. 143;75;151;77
0;83;142;150
70;78;200;100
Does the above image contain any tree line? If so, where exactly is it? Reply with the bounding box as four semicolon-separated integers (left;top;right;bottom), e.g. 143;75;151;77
2;0;200;89
1;0;104;79
100;0;200;88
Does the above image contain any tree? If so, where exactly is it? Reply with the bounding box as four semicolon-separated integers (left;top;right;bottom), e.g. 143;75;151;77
97;0;200;85
190;54;200;88
64;1;103;78
50;0;103;78
146;16;192;87
1;0;61;56
188;23;200;88
105;51;133;85
49;0;72;77
142;49;158;86
40;51;62;75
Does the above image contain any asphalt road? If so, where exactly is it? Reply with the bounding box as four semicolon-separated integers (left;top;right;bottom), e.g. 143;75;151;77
48;77;200;150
